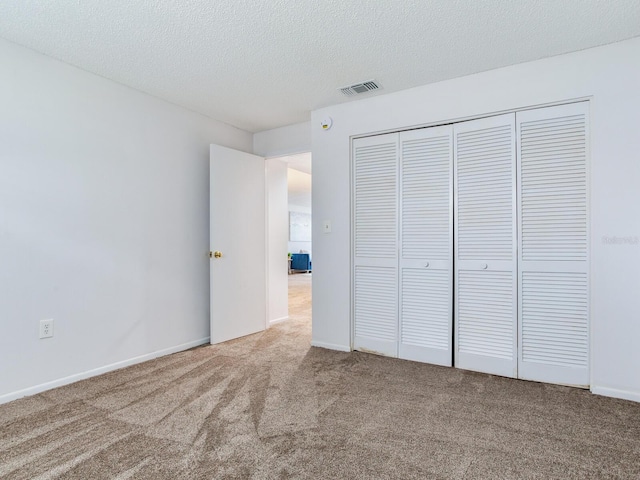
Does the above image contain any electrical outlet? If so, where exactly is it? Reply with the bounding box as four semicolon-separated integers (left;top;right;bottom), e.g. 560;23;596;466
39;319;54;339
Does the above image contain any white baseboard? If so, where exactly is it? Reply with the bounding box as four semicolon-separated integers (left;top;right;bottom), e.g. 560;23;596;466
269;316;289;326
311;340;351;352
591;386;640;403
0;337;210;405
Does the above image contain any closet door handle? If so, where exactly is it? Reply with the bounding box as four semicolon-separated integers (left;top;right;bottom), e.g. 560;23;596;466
425;262;430;268
482;263;488;270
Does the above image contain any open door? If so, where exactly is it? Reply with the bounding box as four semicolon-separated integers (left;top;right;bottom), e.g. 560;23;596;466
210;145;266;344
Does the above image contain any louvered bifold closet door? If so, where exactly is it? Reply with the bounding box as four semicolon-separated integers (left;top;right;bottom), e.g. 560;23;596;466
398;126;453;366
517;103;589;387
454;114;518;378
353;133;399;357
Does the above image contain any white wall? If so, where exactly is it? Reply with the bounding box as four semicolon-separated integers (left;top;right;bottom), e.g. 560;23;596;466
267;159;289;324
253;121;312;158
311;37;640;402
288;167;312;255
256;128;313;256
0;39;253;403
288;204;312;256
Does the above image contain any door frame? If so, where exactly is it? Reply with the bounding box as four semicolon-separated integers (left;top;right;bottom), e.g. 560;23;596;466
264;152;313;328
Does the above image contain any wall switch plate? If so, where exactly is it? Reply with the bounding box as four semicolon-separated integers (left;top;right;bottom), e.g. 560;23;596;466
323;220;332;233
39;319;54;339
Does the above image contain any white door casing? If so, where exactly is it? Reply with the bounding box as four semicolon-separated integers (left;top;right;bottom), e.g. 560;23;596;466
454;113;518;378
516;102;590;386
398;126;454;366
210;145;266;344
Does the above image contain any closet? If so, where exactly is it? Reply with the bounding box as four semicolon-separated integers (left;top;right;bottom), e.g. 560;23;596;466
352;102;589;387
353;126;454;365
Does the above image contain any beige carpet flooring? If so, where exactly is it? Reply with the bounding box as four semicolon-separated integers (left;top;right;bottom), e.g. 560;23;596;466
1;273;639;479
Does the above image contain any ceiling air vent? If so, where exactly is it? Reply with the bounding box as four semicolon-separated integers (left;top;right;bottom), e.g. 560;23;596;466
339;80;380;97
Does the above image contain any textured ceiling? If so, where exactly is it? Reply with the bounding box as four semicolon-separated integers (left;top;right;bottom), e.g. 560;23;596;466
1;1;639;132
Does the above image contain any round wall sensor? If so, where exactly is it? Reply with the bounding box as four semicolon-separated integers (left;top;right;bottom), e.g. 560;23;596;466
321;117;333;131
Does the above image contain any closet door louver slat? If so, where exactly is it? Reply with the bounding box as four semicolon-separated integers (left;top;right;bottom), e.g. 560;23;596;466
352;134;399;357
398;126;453;365
454;114;518;378
517;102;589;387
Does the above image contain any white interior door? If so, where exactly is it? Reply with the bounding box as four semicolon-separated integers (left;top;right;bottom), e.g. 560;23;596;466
210;145;266;344
454;113;518;378
398;126;453;366
352;133;399;357
517;102;590;386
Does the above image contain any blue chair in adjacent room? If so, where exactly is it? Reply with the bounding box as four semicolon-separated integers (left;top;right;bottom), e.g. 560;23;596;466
290;253;312;273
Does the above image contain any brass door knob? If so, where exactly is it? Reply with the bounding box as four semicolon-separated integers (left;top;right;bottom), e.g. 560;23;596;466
210;251;223;258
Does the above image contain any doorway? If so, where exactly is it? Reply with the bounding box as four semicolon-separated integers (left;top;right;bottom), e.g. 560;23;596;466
266;153;312;327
